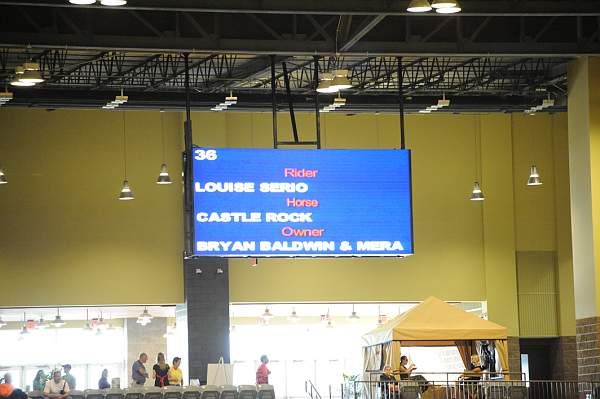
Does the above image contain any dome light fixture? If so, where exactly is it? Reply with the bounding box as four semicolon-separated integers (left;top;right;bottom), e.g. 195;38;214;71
261;306;274;320
317;73;337;94
156;113;172;184
431;0;457;8
37;316;50;330
69;0;97;3
137;307;153;326
119;179;134;200
527;164;543;186
407;0;433;12
156;164;172;184
470;182;485;201
288;308;300;322
0;168;7;184
348;304;360;322
52;309;66;328
330;70;352;91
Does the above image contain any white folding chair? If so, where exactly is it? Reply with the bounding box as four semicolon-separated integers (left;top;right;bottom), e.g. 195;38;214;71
218;385;237;399
237;386;256;399
199;385;219;399
256;385;274;399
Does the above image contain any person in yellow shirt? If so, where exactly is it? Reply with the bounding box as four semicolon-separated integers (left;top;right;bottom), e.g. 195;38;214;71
167;357;183;386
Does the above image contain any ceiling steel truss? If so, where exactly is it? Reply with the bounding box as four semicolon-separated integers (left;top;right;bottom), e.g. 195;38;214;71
0;49;567;98
0;1;600;55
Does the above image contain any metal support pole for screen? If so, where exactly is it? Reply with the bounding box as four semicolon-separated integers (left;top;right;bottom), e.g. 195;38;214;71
271;55;322;149
183;52;194;257
397;56;406;150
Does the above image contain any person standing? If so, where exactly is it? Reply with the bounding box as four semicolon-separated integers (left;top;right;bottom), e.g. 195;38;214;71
152;353;170;387
132;353;149;386
43;370;69;399
33;370;47;392
62;365;76;391
98;369;110;390
255;355;270;385
167;357;183;386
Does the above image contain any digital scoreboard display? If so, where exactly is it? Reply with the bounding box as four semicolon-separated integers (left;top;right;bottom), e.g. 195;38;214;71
192;148;413;257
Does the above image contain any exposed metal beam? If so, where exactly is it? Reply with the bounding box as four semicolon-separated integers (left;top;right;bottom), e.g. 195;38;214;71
1;33;595;56
1;1;600;17
339;15;386;51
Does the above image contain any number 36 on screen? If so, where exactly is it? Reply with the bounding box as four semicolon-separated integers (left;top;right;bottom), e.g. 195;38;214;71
194;149;218;160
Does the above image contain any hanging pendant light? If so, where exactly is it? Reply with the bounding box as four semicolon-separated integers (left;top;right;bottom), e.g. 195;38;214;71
10;67;34;87
118;112;135;200
317;73;337;93
156;113;172;184
431;0;457;8
0;168;7;184
69;0;97;4
348;304;360;322
527;164;543;186
435;1;461;14
37;316;49;330
330;70;352;90
0;316;6;328
470;182;485;201
288;308;300;322
407;0;432;12
137;307;153;326
261;306;274;320
52;308;66;328
19;70;44;84
119;179;134;200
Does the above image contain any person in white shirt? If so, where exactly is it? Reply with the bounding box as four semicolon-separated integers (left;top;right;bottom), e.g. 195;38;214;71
44;371;69;399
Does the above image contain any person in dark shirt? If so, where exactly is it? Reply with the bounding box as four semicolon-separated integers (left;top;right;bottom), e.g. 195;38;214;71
152;353;170;387
379;366;399;399
98;369;110;390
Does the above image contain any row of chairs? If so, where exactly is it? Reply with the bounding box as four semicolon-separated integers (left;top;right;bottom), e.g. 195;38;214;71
28;385;275;399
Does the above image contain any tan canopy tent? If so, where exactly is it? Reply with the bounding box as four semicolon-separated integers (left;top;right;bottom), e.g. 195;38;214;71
362;297;510;378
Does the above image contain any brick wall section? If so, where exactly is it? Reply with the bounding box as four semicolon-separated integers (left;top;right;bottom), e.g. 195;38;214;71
184;257;230;384
577;317;600;381
507;336;522;378
550;336;578;380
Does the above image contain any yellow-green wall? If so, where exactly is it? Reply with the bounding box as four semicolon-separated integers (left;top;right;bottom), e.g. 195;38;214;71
0;108;575;337
0;109;184;306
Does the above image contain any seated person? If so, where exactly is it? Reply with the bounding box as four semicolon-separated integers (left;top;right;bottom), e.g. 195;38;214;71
44;370;70;399
399;356;429;392
1;373;29;399
379;366;399;399
458;354;486;381
398;356;417;380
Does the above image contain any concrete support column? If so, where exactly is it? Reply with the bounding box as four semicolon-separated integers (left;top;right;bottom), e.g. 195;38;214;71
568;56;600;380
125;317;167;386
184;257;230;384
